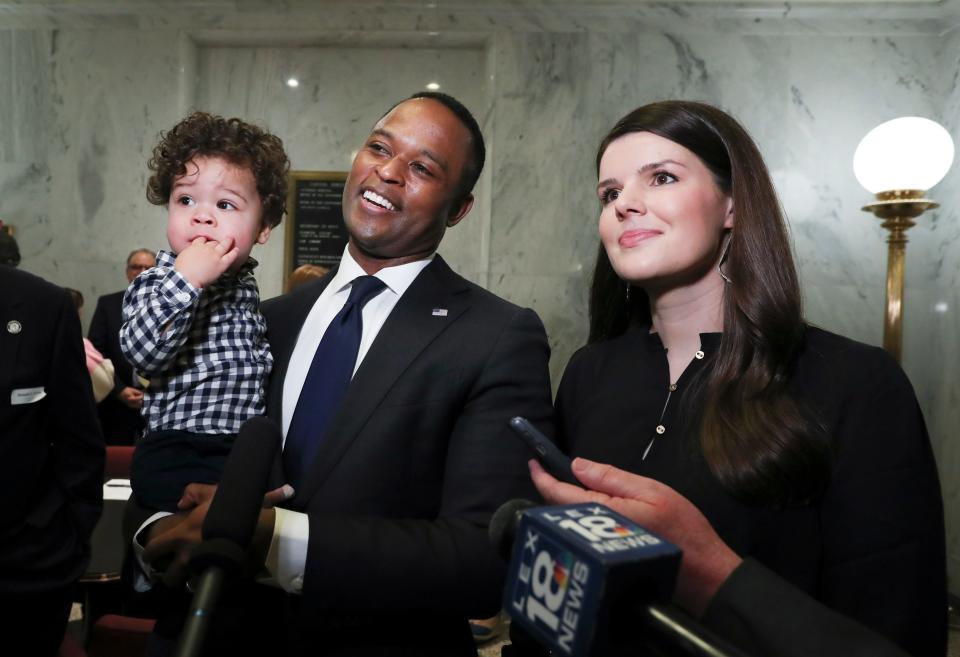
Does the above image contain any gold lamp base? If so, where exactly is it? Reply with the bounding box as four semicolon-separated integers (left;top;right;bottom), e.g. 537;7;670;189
861;189;938;363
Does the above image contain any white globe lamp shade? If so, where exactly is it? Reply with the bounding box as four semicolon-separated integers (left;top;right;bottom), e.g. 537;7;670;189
853;117;954;194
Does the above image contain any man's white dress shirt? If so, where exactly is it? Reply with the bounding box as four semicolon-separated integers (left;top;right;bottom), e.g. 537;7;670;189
267;246;433;592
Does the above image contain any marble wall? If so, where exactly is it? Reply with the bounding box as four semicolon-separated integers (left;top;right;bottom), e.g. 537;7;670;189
933;25;960;591
1;27;187;314
0;1;958;591
0;31;54;280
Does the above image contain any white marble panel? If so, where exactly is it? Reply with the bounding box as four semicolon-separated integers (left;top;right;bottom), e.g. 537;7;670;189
193;43;487;299
801;282;885;345
0;30;54;287
486;31;600;281
761;35;940;294
900;285;960;592
924;30;960;298
39;29;183;330
0;1;954;37
0;161;52;263
933;27;960;595
0;30;51;164
486;271;591;388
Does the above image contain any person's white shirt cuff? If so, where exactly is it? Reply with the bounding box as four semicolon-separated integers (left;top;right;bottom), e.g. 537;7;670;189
265;507;309;594
130;511;173;592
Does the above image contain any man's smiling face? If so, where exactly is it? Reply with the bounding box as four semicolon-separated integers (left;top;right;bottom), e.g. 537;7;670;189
342;97;474;273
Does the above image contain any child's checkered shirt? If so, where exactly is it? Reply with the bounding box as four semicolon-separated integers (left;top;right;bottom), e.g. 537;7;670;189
120;249;272;434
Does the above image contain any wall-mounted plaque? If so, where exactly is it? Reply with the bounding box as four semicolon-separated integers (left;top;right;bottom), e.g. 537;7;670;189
284;171;349;284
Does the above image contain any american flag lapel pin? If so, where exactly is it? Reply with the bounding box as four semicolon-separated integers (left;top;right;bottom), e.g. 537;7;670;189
431;308;448;317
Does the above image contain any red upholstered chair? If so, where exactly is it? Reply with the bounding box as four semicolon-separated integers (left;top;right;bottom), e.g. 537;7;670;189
85;615;156;657
104;446;135;479
58;615;155;657
59;449;152;657
58;630;86;657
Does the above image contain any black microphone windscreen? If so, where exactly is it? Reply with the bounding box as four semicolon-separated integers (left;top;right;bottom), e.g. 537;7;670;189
202;416;282;548
489;499;537;560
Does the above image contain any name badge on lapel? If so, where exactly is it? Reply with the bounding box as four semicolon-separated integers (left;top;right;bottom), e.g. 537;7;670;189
11;387;46;405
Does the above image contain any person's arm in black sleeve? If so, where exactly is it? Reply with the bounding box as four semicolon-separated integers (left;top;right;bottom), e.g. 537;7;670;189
87;294;110;354
703;558;911;657
87;294;125;397
52;286;106;545
818;348;947;657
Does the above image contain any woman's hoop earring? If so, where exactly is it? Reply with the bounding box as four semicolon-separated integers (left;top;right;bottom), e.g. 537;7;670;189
718;234;733;285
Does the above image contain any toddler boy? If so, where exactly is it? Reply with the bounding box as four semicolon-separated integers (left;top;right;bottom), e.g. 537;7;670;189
121;111;289;513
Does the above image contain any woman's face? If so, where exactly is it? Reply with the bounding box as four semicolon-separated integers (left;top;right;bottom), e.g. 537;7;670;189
597;131;733;293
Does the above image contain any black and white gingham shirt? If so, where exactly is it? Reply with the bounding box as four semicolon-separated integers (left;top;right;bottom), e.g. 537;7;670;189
120;250;272;435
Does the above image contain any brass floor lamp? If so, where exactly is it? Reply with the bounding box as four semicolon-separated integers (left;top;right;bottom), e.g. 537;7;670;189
853;117;954;363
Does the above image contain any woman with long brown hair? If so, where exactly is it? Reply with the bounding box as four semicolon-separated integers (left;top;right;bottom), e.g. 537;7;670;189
530;101;946;656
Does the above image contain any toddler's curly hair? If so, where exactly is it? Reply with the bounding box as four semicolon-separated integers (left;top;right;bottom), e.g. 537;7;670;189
146;111;289;228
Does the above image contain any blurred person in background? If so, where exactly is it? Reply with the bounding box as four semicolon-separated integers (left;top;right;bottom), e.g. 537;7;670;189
0;221;20;267
0;229;104;657
88;248;155;444
67;287;116;404
285;263;329;293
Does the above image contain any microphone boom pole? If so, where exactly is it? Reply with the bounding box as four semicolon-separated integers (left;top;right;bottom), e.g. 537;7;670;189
173;417;281;657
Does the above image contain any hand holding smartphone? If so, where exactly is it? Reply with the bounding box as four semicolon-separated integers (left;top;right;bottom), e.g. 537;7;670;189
509;416;579;486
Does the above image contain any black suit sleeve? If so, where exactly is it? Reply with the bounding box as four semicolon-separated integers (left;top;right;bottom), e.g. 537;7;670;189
300;307;553;617
816;350;946;657
87;294;110;354
88;293;124;396
49;288;106;545
0;279;104;590
703;559;911;657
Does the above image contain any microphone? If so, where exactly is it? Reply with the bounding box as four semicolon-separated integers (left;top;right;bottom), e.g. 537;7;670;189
174;416;282;657
493;500;749;657
203;416;281;545
489;498;537;561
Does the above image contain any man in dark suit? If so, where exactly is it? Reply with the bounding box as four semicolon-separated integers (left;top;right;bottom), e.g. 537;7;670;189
141;92;553;655
88;248;155;444
0;264;104;657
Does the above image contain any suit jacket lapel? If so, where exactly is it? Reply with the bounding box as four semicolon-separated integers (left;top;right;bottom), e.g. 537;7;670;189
292;256;470;505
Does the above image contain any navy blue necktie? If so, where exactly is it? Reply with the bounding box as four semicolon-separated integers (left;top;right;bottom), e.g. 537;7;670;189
284;275;386;489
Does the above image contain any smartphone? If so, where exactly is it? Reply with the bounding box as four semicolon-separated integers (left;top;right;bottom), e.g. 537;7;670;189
509;416;579;486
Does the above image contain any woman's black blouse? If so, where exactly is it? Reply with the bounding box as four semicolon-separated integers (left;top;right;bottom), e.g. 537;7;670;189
555;325;946;657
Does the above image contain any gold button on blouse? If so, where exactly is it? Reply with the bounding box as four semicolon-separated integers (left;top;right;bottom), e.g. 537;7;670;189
669;383;677;391
656;425;666;435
